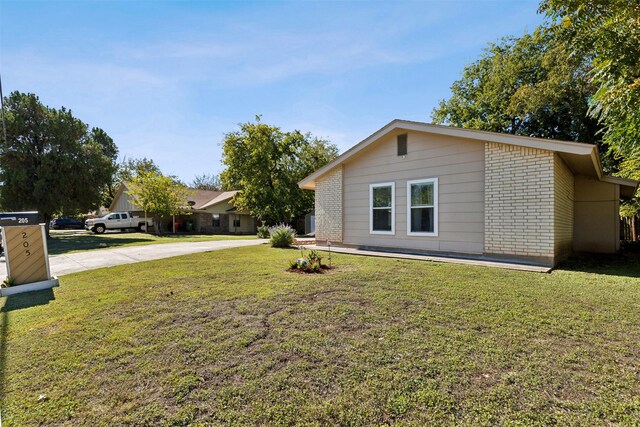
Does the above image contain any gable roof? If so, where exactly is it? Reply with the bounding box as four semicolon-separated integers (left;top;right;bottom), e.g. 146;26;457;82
199;190;239;210
109;182;224;212
298;119;638;197
188;189;223;209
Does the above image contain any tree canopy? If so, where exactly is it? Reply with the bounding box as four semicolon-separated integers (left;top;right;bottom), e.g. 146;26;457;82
191;173;223;191
126;170;193;232
433;5;640;215
432;27;600;144
540;0;640;156
103;157;161;207
0;91;118;222
116;157;161;185
220;117;338;224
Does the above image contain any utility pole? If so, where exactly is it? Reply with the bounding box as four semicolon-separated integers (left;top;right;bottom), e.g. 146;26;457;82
0;72;7;143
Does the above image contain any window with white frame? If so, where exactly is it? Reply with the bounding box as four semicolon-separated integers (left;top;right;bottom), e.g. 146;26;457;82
407;178;438;235
370;182;395;234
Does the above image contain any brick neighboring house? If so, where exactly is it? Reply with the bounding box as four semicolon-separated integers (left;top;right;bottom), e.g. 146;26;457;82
198;191;257;235
109;183;257;234
299;119;639;267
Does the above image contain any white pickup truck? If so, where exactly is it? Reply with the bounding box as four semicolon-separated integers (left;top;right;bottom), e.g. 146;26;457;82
85;212;153;234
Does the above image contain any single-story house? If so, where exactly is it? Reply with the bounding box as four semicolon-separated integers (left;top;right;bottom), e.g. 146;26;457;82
299;119;639;267
199;190;257;234
109;183;257;234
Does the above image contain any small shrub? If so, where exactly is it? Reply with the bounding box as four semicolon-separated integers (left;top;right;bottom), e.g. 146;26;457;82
1;276;15;288
269;223;296;248
307;250;322;265
257;222;270;239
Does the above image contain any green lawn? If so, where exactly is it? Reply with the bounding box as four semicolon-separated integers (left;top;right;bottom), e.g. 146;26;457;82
1;246;639;426
46;230;257;255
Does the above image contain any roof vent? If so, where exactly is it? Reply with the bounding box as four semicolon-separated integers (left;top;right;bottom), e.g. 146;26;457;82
397;134;408;156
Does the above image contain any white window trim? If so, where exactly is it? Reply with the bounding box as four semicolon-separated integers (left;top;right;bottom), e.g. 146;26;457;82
406;177;438;237
369;182;395;235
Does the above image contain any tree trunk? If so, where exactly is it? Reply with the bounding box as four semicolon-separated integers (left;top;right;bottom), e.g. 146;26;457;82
42;212;51;238
173;214;176;233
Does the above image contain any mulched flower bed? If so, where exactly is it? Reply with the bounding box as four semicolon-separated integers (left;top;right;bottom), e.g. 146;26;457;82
287;265;332;274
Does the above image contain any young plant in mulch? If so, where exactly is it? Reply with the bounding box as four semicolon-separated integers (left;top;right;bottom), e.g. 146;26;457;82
1;276;15;288
287;248;332;274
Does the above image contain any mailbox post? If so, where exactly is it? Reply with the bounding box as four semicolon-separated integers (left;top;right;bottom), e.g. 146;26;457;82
0;211;59;296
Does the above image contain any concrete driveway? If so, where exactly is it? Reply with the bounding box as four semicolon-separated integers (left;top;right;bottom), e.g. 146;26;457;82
2;239;268;279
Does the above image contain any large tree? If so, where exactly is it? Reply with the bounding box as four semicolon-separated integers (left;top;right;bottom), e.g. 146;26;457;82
191;173;222;191
103;156;161;207
432;27;601;144
220;117;338;224
540;0;640;156
433;20;639;217
126;170;193;233
0;91;118;225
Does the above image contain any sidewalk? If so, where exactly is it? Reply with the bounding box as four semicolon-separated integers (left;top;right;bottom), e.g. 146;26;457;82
2;239;268;279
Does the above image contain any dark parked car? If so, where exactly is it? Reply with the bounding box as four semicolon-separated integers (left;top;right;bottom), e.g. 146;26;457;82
49;218;85;230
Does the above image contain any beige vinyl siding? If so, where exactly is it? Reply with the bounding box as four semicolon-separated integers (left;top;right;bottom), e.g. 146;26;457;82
554;154;574;260
202;200;234;214
342;131;485;254
201;200;256;234
573;176;620;253
228;214;255;234
112;192;140;212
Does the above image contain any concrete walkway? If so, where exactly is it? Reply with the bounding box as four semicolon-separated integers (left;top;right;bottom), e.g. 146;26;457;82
304;245;552;273
2;239;268;278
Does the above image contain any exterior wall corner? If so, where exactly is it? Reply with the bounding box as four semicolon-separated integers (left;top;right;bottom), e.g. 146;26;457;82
315;165;343;242
484;142;555;263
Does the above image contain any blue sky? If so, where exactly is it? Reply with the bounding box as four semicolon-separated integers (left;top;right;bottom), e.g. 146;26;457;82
0;0;545;183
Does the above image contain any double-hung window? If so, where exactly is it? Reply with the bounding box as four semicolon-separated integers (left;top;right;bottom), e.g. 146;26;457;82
370;182;395;234
407;178;438;236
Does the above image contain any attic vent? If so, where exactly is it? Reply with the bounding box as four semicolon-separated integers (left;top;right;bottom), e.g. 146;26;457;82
397;134;408;156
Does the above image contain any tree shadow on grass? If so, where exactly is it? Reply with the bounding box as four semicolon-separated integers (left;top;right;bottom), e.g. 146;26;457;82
555;250;640;279
0;289;56;416
47;232;155;255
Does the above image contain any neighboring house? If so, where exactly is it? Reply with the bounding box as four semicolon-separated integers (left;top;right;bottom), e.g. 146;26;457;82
109;183;257;234
199;191;257;234
109;182;148;218
299;119;639;267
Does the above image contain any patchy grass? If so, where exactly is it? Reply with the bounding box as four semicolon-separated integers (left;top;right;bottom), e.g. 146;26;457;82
1;246;639;426
46;230;257;255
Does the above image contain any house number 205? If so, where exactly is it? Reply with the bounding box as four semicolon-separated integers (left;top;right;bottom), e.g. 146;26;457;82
22;231;31;256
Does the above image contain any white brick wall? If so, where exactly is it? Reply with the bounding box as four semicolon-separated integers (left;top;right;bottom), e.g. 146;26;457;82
315;166;343;242
554;154;574;259
484;142;555;260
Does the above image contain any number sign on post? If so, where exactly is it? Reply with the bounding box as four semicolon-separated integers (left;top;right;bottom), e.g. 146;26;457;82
0;212;58;296
3;225;51;284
